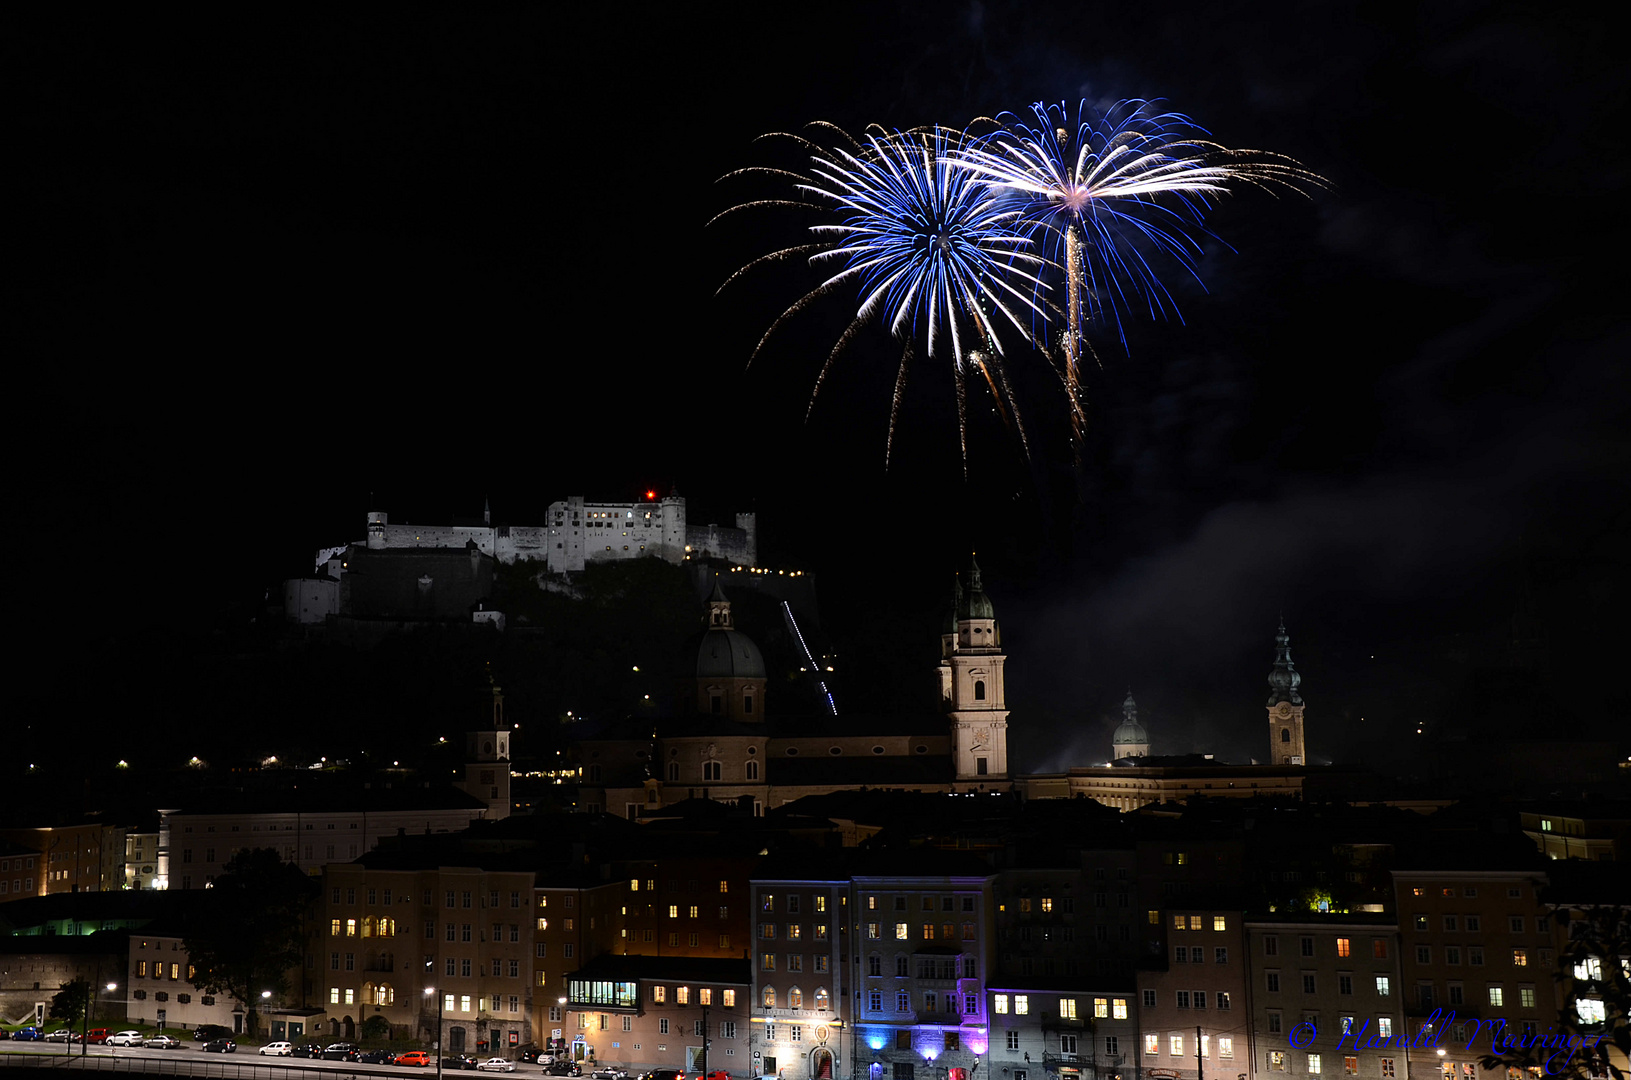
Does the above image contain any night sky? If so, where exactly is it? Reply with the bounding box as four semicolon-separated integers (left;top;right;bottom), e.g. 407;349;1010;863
18;4;1628;776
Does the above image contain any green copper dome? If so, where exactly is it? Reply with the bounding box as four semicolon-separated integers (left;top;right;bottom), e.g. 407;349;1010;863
957;553;995;620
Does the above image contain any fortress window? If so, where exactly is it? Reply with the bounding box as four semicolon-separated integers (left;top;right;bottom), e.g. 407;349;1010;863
1281;729;1291;742
703;762;722;781
872;746;884;754
974;680;986;700
786;748;799;756
915;745;927;754
746;761;759;780
743;695;754;714
829;747;842;756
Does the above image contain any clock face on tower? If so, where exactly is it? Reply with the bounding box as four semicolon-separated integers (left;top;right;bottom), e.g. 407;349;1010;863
1277;703;1293;718
972;727;989;749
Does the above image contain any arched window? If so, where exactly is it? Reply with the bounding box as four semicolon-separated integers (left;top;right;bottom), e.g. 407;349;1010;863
1281;728;1291;743
361;917;374;937
746;761;759;780
744;694;754;715
763;987;777;1008
815;987;830;1011
703;761;722;781
974;680;986;701
668;763;680;782
789;987;803;1008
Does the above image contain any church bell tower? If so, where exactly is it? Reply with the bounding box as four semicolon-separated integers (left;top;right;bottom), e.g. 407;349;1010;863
1266;620;1307;766
948;554;1009;782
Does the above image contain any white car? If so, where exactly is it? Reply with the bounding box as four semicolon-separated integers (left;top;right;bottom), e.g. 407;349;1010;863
260;1042;294;1057
107;1031;145;1047
477;1059;517;1072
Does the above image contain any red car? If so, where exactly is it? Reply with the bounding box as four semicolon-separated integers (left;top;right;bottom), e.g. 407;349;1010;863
396;1052;432;1068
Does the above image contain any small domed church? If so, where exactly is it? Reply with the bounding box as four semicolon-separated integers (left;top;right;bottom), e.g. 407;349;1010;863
574;556;1013;818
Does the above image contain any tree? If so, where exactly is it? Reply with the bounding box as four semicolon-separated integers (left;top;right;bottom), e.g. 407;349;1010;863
48;977;91;1028
184;848;318;1039
1478;904;1630;1080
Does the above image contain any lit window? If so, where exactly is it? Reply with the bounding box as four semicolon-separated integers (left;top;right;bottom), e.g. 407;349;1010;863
653;986;666;1004
1488;988;1504;1007
1061;998;1077;1019
723;990;736;1007
1113;998;1128;1019
1310;1054;1323;1074
1145;1035;1160;1055
994;995;1009;1014
1214;916;1227;931
1337;938;1352;958
1015;995;1029;1015
1093;998;1108;1018
1172;1036;1185;1055
1376;977;1391;997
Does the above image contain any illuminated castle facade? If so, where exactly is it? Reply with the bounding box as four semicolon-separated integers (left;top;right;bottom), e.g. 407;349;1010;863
345;492;756;574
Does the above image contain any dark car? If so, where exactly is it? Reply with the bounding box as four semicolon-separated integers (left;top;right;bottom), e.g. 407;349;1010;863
443;1054;481;1071
359;1049;397;1064
202;1039;237;1053
545;1063;584;1078
291;1043;324;1058
323;1043;362;1061
640;1071;681;1080
194;1025;232;1042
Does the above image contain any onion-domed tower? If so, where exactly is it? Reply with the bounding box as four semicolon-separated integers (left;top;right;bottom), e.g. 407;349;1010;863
1266;620;1306;765
682;577;767;721
1112;690;1149;760
948;553;1009;782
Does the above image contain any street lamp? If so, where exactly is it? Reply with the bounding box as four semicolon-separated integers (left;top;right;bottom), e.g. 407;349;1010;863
81;981;117;1057
426;986;445;1080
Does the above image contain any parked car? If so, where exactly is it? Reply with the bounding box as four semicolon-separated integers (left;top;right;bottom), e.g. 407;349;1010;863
396;1051;433;1067
106;1031;144;1047
444;1054;481;1071
193;1025;232;1042
640;1070;681;1080
85;1029;111;1045
360;1049;398;1064
545;1063;584;1077
144;1035;184;1050
591;1069;628;1080
477;1058;518;1072
290;1043;324;1058
202;1038;237;1053
0;1029;10;1041
12;1027;45;1042
520;1049;555;1065
260;1042;294;1056
323;1042;362;1061
690;1071;729;1080
45;1028;81;1042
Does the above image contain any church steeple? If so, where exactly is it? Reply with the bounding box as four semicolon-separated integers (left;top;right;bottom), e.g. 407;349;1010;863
948;553;1009;784
1266;619;1303;706
1266;620;1307;766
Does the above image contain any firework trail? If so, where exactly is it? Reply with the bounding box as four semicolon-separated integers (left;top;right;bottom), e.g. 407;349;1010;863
715;124;1052;472
954;99;1326;461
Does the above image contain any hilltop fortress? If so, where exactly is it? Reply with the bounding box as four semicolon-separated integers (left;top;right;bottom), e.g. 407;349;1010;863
335;492;756;574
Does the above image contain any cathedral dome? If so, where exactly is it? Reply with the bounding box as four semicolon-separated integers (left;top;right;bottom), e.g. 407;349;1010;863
1112;716;1148;747
686;578;767;681
690;627;766;680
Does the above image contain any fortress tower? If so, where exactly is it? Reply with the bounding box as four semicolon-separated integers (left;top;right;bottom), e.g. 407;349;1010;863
1267;620;1307;766
948;554;1009;782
